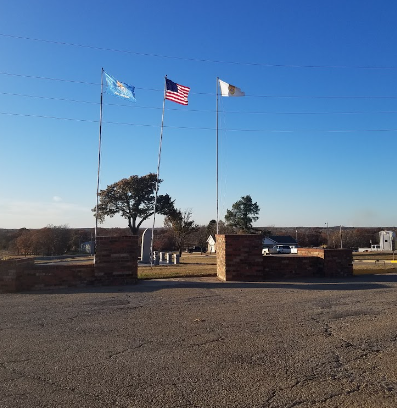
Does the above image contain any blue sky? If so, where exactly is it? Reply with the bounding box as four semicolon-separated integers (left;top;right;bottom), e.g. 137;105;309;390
1;0;397;230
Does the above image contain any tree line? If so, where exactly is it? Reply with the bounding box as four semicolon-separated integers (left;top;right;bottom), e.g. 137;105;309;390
1;173;392;257
263;226;386;249
91;173;391;251
0;226;93;256
0;224;390;257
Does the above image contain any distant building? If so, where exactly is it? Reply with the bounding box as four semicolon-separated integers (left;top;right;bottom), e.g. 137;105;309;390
80;241;94;254
358;230;396;252
207;235;216;253
262;235;298;250
261;235;298;255
379;231;396;251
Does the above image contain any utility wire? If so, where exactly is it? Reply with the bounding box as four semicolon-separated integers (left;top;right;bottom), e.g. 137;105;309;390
3;90;397;115
1;71;397;100
3;91;397;116
2;111;397;133
4;92;397;115
1;33;397;70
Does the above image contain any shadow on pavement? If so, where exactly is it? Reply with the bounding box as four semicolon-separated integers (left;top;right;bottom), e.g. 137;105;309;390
18;273;397;295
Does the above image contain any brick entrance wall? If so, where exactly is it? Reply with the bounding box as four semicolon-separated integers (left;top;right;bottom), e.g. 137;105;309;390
216;234;263;281
0;236;138;293
298;248;353;277
263;256;322;279
216;234;353;281
95;236;139;281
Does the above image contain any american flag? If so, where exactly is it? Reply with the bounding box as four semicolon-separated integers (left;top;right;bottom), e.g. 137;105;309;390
165;78;190;105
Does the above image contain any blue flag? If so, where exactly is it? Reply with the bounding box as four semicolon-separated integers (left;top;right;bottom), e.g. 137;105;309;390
104;72;136;101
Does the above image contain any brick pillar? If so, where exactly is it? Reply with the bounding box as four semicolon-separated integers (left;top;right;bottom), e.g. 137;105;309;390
95;236;138;284
216;234;263;281
0;260;18;293
323;249;353;277
0;259;35;293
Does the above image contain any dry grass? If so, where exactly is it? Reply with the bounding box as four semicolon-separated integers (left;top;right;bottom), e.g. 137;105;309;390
138;253;217;279
179;253;217;265
353;252;396;261
34;255;94;265
353;252;397;275
353;262;397;275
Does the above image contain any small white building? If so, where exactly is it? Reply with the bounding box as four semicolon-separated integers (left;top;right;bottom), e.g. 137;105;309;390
358;230;396;252
207;235;216;253
80;241;94;254
379;230;396;251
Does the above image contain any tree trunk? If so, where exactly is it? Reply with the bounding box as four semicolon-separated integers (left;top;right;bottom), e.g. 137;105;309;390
128;218;138;235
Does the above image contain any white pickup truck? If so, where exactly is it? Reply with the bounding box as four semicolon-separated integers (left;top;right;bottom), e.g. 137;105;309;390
263;245;298;255
358;244;381;252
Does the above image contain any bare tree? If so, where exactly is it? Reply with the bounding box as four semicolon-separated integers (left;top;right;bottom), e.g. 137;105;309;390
164;209;198;256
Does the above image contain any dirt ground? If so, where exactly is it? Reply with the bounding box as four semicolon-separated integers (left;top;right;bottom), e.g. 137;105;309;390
1;274;397;407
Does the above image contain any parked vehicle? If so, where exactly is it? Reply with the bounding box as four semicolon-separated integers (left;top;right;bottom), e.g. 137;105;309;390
267;245;298;254
358;244;381;252
276;245;292;254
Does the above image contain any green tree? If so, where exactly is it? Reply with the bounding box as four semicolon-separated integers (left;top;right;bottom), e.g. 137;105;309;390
164;209;198;256
224;195;260;233
93;173;175;235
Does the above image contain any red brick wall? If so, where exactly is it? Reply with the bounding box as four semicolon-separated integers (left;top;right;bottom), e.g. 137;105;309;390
95;235;138;281
322;249;353;277
216;235;353;281
216;234;263;281
263;255;322;279
298;248;325;258
16;264;96;292
0;258;34;292
0;236;138;293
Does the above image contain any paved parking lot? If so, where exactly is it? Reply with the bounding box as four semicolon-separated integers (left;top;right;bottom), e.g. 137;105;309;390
1;275;397;407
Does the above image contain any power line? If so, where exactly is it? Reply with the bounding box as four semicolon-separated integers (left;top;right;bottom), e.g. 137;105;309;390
0;71;97;86
3;91;397;116
1;32;397;70
2;111;397;133
0;91;98;105
2;71;397;100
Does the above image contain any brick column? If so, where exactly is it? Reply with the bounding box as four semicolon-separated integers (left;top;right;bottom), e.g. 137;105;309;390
95;236;138;284
0;259;34;293
323;249;353;277
216;234;263;281
298;248;353;277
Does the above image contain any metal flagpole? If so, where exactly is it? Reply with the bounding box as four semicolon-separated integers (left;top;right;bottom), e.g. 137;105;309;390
94;67;104;262
150;76;167;266
216;77;219;235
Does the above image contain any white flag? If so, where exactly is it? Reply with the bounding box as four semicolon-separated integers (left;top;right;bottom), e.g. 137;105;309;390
219;79;245;97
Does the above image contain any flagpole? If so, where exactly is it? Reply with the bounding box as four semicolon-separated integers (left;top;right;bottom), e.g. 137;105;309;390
216;77;219;235
95;67;104;262
150;75;167;266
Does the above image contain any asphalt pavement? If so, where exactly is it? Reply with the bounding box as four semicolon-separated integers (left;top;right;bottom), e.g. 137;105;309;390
1;275;397;407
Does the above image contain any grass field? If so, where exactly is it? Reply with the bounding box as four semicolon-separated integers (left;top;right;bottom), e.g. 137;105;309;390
352;252;397;275
353;252;396;261
138;253;217;279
